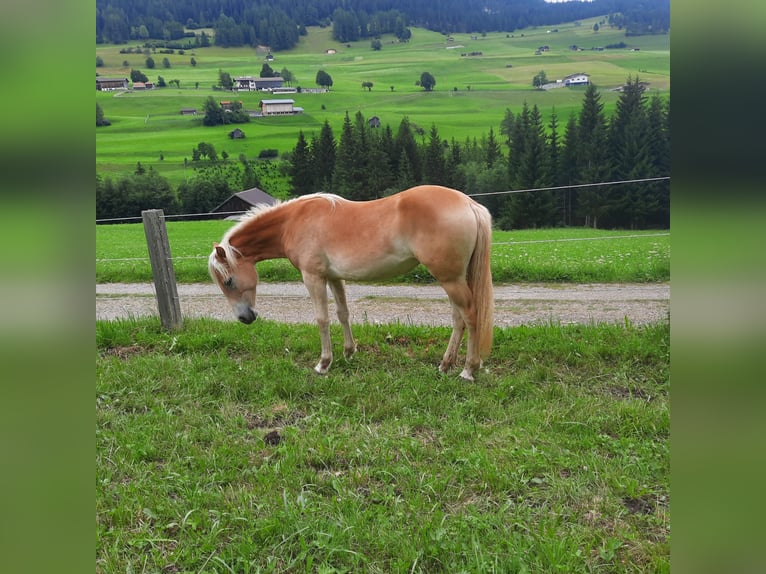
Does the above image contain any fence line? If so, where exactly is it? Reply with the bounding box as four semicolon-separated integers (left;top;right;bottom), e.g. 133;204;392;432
493;232;670;246
467;177;670;198
96;232;670;265
95;177;670;225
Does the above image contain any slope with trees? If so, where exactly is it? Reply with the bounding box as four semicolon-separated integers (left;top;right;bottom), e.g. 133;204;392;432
97;0;669;48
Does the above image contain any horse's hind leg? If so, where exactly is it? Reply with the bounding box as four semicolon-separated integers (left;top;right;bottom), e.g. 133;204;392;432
329;279;356;360
439;303;465;374
302;273;333;375
440;280;480;381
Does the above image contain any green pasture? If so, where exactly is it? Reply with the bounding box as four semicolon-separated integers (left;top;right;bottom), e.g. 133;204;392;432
96;221;670;284
96;19;669;186
97;317;669;572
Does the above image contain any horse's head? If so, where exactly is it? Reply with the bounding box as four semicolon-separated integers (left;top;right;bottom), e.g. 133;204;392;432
208;242;259;324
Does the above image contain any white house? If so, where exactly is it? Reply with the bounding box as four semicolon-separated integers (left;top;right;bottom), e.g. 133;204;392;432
563;73;590;86
234;76;284;91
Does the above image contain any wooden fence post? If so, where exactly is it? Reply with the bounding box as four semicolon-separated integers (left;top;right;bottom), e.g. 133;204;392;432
142;209;183;331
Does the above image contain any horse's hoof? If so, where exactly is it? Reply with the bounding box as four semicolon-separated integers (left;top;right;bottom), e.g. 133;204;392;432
314;362;330;375
459;368;474;382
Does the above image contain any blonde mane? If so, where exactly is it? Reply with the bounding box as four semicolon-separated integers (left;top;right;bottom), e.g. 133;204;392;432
221;193;342;246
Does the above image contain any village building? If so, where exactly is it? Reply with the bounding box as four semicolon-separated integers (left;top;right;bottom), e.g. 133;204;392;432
96;77;128;91
234;76;284;91
211;187;277;218
259;99;303;116
563;73;590;86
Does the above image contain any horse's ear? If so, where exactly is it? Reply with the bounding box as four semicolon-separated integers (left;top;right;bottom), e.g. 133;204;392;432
214;244;227;261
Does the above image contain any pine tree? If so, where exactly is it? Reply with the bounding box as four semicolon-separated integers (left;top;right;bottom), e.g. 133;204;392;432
546;108;564;224
396;148;415;189
445;138;465;191
393;117;421;184
609;77;653;228
332;112;358;198
499;108;515;146
351;111;374;199
507;102;530;188
423;124;446;185
513;104;555;227
485;127;502;168
313;120;336;192
576;84;610;228
560;114;580;225
289;130;314;196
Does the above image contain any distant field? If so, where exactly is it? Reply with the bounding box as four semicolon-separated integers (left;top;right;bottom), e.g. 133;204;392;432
96;20;669;186
96;221;670;284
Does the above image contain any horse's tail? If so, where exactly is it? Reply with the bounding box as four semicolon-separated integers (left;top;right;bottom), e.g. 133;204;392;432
468;200;494;359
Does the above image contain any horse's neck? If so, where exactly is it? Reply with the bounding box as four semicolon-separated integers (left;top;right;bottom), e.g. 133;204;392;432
229;208;288;262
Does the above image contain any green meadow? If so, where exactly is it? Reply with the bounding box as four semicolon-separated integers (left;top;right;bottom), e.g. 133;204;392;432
97;317;669;572
96;19;669;186
96;221;670;284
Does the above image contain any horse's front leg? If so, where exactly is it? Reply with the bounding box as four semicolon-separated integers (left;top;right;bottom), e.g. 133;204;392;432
302;273;333;375
328;279;356;360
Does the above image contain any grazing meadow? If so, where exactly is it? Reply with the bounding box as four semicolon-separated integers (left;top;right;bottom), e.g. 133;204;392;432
96;20;669;186
97;316;669;573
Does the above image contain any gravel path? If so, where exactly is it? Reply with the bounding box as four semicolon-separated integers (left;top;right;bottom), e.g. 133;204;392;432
97;282;669;327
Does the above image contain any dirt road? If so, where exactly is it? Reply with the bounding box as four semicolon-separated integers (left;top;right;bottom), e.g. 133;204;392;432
97;282;669;327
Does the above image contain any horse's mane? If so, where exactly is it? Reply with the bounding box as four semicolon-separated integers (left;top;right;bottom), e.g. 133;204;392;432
221;193;342;245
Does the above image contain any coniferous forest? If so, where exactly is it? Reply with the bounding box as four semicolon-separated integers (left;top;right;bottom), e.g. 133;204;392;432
97;0;670;49
97;78;669;229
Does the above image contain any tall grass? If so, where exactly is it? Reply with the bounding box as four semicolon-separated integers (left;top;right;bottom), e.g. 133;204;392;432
96;221;670;283
97;317;669;572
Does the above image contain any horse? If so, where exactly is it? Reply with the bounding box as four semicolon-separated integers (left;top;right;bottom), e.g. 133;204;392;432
208;185;494;381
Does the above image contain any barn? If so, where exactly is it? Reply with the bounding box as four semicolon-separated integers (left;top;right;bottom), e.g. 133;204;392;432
96;77;128;91
259;99;301;116
211;187;277;218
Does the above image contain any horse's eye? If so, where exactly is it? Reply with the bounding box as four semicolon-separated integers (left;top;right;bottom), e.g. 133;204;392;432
224;277;234;289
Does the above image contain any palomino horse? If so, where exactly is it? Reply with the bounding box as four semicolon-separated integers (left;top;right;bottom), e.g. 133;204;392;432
208;185;494;381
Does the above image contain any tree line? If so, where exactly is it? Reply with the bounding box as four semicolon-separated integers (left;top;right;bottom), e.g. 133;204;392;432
97;0;669;47
96;152;288;221
96;78;669;229
287;78;669;229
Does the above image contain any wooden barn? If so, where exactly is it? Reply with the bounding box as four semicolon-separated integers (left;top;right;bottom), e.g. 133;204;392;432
211;187;277;218
96;77;128;91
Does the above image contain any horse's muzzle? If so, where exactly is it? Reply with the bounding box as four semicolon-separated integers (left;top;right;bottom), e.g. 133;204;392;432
238;308;258;324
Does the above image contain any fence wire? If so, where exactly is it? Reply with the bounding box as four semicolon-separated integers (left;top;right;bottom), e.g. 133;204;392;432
96;177;670;225
96;177;670;264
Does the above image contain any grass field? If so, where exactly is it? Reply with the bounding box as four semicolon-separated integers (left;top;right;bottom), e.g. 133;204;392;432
96;20;669;186
96;221;670;284
97;317;669;572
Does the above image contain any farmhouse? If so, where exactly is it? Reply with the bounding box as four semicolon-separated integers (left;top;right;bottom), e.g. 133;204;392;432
259;99;303;116
132;81;154;90
563;73;590;86
220;100;243;111
234;76;284;91
96;77;128;91
228;128;245;139
211;187;276;218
